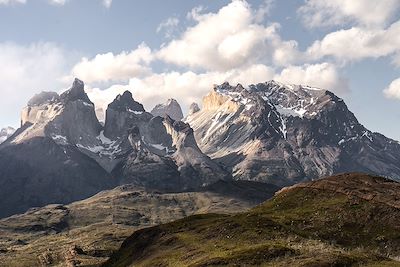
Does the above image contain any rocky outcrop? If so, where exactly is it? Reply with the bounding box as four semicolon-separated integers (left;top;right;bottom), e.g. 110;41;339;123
112;118;229;191
0;79;114;217
186;80;400;186
103;91;228;191
104;90;152;139
188;102;200;115
15;78;102;146
163;116;229;187
151;98;184;121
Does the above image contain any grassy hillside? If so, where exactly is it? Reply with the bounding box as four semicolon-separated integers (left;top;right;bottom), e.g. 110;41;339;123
104;173;400;267
0;181;278;266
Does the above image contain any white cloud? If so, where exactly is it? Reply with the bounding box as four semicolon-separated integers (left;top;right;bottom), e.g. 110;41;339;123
307;20;400;63
158;0;300;71
0;42;69;127
384;78;400;100
0;0;25;4
71;43;153;83
157;17;179;38
102;0;112;8
48;0;67;5
80;1;348;115
298;0;400;28
0;0;108;7
86;63;276;116
87;61;349;119
254;0;274;23
186;5;205;21
275;63;348;92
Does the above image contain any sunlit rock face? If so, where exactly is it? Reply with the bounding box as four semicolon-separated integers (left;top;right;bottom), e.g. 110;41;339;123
186;80;400;186
0;80;230;218
0;79;112;218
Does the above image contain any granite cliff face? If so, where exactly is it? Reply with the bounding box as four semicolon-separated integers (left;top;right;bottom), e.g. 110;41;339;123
0;79;113;218
0;79;228;217
186;81;400;186
108;95;228;191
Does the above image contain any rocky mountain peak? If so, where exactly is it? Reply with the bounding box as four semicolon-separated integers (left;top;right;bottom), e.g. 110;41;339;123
108;90;145;113
27;91;59;107
151;98;184;121
163;116;195;148
60;78;93;104
104;91;152;139
187;80;400;186
127;126;143;152
188;102;200;115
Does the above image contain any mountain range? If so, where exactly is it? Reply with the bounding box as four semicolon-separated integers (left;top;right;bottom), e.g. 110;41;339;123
0;78;400;266
186;81;400;186
1;78;400;218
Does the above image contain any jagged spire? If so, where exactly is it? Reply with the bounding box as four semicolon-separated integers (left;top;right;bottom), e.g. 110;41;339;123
60;78;93;104
108;90;145;112
151;98;183;121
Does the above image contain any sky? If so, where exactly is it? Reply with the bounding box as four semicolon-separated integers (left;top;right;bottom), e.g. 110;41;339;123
0;0;400;140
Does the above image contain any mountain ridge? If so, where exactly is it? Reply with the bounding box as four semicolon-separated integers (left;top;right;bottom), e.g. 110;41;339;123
0;79;229;217
186;80;400;186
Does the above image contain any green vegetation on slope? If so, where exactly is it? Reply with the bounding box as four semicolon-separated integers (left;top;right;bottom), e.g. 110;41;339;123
0;181;278;266
104;173;400;267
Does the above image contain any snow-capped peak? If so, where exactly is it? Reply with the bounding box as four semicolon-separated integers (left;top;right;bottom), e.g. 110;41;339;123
211;81;329;120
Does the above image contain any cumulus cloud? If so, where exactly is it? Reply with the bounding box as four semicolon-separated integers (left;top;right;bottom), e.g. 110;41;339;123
0;0;26;4
0;0;110;7
102;0;112;8
298;0;400;28
275;63;348;92
86;63;276;116
0;42;69;127
384;78;400;100
48;0;67;5
158;0;300;71
87;61;349;120
79;1;348;115
254;0;274;23
71;43;153;83
307;20;400;63
157;17;179;38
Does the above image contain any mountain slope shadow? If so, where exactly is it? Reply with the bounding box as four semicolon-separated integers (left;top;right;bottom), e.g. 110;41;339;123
0;137;112;218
